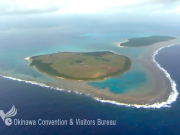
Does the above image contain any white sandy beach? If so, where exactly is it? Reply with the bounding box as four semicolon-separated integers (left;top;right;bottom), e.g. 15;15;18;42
25;57;31;60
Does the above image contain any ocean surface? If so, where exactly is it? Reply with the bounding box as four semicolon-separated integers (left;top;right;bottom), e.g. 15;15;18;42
0;29;154;103
88;70;147;94
0;45;180;135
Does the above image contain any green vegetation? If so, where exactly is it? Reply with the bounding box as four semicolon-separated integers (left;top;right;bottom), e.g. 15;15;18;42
30;51;132;81
120;36;176;47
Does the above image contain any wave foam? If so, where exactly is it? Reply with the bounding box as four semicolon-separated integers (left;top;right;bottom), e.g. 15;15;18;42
93;44;179;108
0;75;87;95
0;45;178;108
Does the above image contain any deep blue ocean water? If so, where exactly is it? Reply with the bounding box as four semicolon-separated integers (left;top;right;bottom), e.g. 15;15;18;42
0;45;180;135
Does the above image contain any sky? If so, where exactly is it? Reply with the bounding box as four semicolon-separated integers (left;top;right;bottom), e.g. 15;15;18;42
0;0;180;46
0;0;180;15
0;0;180;79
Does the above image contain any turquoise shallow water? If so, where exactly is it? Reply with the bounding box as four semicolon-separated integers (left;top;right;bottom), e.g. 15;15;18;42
88;63;147;94
88;71;147;94
0;45;180;135
0;29;152;94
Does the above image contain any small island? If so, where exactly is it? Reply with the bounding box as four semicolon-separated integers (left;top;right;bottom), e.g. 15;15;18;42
29;51;132;81
120;36;176;47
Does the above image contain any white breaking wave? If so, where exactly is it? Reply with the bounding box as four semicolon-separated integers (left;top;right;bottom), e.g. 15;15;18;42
0;45;178;108
94;44;179;108
0;75;85;95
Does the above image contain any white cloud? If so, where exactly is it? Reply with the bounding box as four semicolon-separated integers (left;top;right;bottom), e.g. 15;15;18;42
0;0;179;15
153;6;180;15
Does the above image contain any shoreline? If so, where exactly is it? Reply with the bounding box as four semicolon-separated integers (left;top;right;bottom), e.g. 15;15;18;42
0;42;178;108
119;36;176;47
0;39;179;108
116;39;128;47
25;57;31;60
0;45;178;109
95;43;179;108
27;51;132;82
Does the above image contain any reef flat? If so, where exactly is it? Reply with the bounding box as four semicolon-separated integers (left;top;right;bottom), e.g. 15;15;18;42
24;36;180;107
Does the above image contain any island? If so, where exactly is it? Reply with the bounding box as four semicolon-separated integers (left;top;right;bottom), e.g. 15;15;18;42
120;36;176;47
24;35;180;107
29;51;132;81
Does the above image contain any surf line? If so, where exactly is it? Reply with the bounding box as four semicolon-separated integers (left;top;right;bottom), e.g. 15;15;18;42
0;75;85;95
0;44;178;109
93;44;179;108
